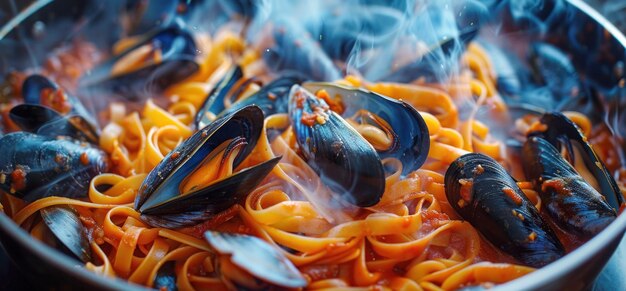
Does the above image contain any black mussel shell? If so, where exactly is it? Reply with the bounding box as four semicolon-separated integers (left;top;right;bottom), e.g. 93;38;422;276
522;136;616;237
288;85;385;207
20;75;99;141
10;104;98;144
195;66;244;129
445;153;564;268
196;65;307;130
0;132;108;202
530;112;624;210
135;105;279;228
217;74;306;120
303;82;429;174
79;25;199;99
204;231;307;289
528;42;580;102
308;5;404;60
22;75;94;120
40;205;92;263
263;21;340;82
378;1;486;83
9;104;61;132
22;74;57;104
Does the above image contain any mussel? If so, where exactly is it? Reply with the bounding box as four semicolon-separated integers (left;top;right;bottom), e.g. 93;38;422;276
445;153;564;268
204;231;307;290
528;42;580;103
288;85;385;207
195;65;305;129
263;21;341;82
308;4;404;60
526;112;624;210
134;105;280;228
303;82;430;174
40;205;92;263
0;132;108;202
79;23;199;99
378;0;486;83
10;74;99;144
522;136;616;237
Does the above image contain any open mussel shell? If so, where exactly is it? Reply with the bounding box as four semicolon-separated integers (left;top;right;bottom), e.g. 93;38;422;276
40;205;92;263
522;136;616;237
264;21;341;82
195;66;244;129
378;1;486;83
196;65;307;129
22;74;57;104
303;82;429;174
0;132;108;202
9;104;98;144
221;74;305;117
528;42;580;102
135;105;280;228
204;231;307;289
20;74;99;141
288;85;385;207
9;104;62;133
79;24;199;99
530;112;624;210
445;153;564;268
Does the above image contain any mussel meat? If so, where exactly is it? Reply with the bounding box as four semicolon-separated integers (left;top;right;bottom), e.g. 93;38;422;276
527;112;624;210
445;153;564;268
303;82;430;174
204;231;307;290
0;132;108;202
134;105;280;228
288;85;385;207
40;205;92;263
79;24;199;99
522;136;616;237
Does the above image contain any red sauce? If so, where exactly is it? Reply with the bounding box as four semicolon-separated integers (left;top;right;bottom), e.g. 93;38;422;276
315;89;344;114
80;152;90;165
10;167;27;192
502;187;522;205
541;178;571;196
294;89;306;109
40;87;72;115
300;112;318;126
458;178;473;202
473;164;484;175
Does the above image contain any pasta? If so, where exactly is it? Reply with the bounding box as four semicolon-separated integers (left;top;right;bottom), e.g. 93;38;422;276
1;8;626;291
